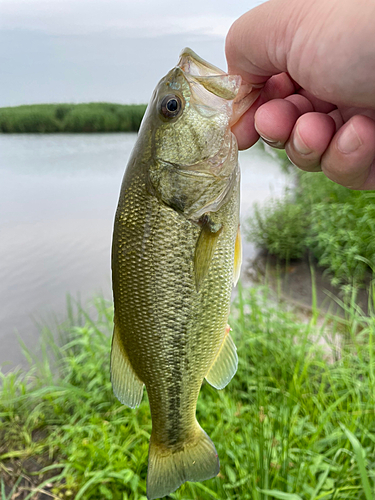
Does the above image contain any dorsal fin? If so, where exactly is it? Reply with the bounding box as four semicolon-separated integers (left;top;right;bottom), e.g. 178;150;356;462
233;225;242;286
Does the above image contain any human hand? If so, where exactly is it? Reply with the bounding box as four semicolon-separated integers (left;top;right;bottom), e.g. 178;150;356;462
226;0;375;189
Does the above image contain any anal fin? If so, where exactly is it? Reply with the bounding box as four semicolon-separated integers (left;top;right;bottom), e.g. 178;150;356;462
205;326;238;390
110;322;144;408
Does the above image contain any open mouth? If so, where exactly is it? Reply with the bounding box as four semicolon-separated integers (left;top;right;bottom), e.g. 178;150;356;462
177;48;226;78
177;47;264;126
177;48;241;102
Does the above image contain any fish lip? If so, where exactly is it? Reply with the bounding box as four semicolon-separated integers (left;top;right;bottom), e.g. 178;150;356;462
176;48;241;102
177;47;225;77
165;66;186;84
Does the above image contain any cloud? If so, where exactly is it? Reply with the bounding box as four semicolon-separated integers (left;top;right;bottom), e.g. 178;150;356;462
0;0;256;37
0;0;266;106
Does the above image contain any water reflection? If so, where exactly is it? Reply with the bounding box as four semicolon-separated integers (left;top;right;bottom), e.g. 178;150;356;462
0;133;289;369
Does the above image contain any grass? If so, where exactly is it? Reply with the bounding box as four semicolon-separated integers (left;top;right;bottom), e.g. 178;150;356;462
247;147;375;288
247;200;309;261
1;285;375;499
0;103;147;133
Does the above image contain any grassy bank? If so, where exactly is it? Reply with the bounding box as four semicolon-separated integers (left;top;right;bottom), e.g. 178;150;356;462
247;151;375;288
1;287;375;499
0;103;147;133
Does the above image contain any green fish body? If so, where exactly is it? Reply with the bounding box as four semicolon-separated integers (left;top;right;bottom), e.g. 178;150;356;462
111;49;244;499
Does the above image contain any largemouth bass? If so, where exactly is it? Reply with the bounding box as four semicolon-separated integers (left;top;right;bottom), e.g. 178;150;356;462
111;48;260;499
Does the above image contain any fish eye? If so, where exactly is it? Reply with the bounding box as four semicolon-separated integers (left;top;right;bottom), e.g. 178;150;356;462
160;94;182;119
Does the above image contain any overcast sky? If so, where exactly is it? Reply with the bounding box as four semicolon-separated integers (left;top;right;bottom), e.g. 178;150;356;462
0;0;266;107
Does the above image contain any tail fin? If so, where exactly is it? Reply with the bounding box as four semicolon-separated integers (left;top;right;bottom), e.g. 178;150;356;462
146;423;219;500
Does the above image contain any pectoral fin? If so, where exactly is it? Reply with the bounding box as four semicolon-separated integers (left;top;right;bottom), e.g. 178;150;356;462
233;225;242;286
205;327;238;390
194;224;222;291
110;322;144;408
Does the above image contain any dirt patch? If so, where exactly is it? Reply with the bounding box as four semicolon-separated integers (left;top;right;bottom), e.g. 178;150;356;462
0;427;64;500
245;250;370;317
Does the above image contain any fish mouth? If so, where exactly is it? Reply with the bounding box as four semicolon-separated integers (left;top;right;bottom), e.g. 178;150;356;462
177;47;263;126
160;49;241;118
177;48;241;102
178;48;226;78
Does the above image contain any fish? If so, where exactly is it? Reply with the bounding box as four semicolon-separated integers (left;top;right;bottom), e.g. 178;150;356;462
111;48;261;499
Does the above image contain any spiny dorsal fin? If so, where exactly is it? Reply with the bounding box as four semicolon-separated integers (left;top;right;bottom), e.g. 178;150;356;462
233;225;242;286
194;220;222;291
205;326;238;390
110;322;144;408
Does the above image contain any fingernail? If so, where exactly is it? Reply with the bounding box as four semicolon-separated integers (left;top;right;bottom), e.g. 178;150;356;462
337;123;362;154
261;137;284;148
255;130;284;148
293;126;312;155
254;123;283;148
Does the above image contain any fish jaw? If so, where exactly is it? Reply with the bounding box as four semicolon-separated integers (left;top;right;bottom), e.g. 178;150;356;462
178;46;263;126
178;47;227;77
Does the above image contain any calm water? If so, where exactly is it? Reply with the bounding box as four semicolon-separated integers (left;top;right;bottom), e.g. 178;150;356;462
0;133;289;370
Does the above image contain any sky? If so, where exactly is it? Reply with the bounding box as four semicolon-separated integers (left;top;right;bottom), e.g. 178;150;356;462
0;0;266;107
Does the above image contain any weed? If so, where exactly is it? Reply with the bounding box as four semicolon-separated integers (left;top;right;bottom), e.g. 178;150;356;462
1;288;375;499
247;151;375;288
247;199;309;260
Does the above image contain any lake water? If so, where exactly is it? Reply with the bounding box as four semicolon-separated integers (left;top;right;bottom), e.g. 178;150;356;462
0;133;289;370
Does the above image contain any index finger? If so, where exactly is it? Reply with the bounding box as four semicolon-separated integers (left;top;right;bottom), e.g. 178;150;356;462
232;72;296;149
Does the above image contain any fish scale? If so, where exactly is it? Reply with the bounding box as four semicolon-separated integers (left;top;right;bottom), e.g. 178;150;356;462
114;168;238;435
111;48;245;499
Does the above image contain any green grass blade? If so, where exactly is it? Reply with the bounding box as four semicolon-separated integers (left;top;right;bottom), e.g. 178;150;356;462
191;482;221;498
74;472;106;500
258;489;303;500
310;467;331;500
22;473;65;500
340;423;374;500
0;476;23;500
1;478;6;500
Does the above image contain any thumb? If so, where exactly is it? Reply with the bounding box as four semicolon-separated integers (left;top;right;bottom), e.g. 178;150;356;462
225;0;305;84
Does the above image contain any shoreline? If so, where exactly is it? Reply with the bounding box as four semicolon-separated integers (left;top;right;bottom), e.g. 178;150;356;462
0;102;147;134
